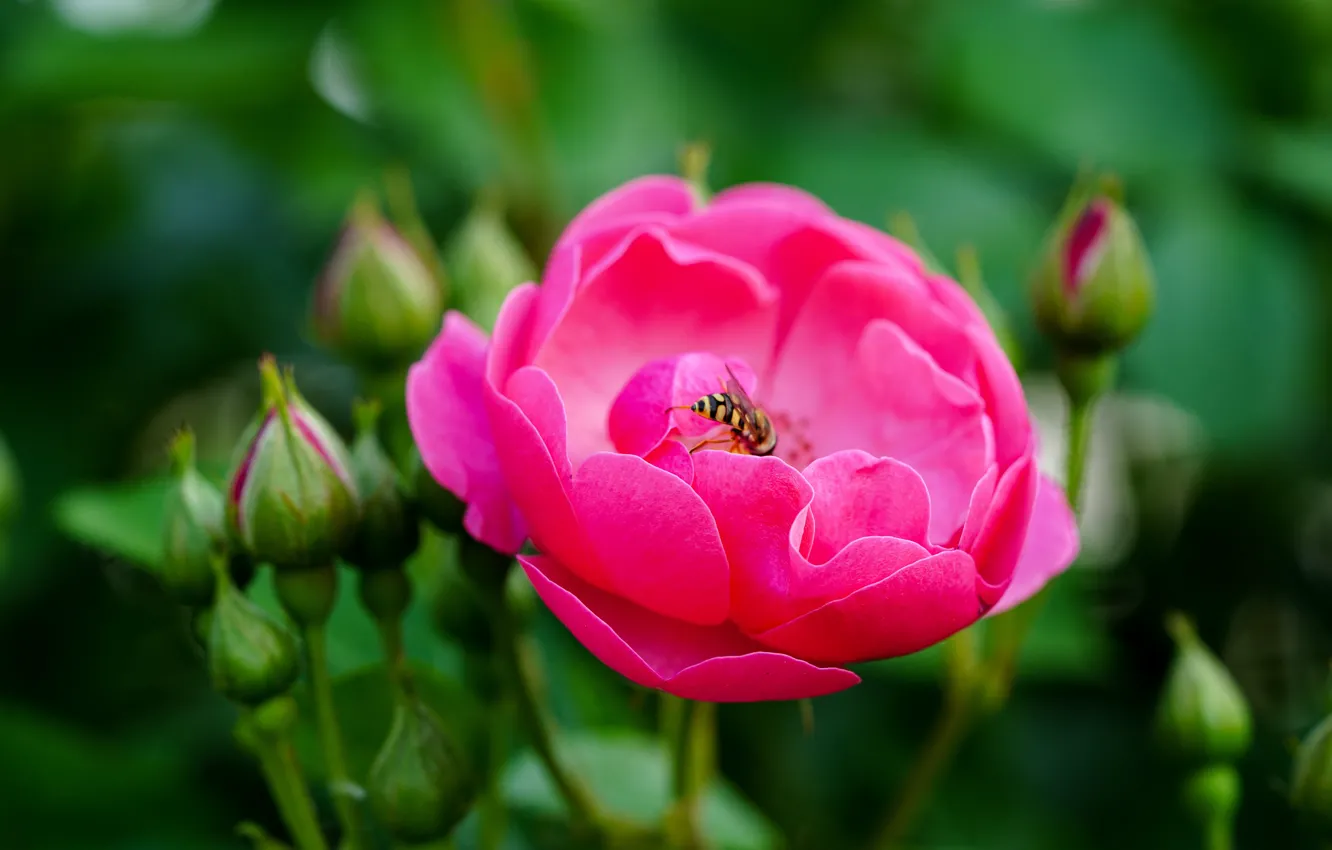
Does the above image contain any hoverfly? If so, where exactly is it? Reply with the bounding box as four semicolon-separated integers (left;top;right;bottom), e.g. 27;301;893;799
671;365;778;456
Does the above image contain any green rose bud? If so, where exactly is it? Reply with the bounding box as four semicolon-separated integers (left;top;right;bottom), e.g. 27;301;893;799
344;400;421;572
1293;713;1332;823
1155;612;1253;763
227;356;359;571
162;428;228;606
367;697;477;844
1031;182;1154;358
444;193;537;331
312;195;444;371
208;572;301;705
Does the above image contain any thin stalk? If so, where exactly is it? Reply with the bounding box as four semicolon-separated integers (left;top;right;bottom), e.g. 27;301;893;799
1205;817;1232;850
498;620;602;834
376;616;408;692
304;624;366;849
666;697;709;850
870;693;973;850
247;717;329;850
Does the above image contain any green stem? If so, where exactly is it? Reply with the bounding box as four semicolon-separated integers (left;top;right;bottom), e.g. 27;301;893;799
248;719;329;850
498;617;603;835
376;615;408;693
304;624;366;850
478;693;512;850
870;692;973;850
1205;817;1232;850
666;697;710;850
1064;395;1094;516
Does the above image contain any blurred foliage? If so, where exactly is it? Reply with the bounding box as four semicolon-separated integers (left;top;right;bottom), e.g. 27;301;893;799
7;0;1332;847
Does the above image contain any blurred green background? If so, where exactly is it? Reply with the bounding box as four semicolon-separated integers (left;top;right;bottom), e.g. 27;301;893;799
4;0;1332;847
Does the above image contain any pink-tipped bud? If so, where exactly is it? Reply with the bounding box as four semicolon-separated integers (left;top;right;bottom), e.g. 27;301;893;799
1032;188;1154;357
312;196;443;370
226;356;359;570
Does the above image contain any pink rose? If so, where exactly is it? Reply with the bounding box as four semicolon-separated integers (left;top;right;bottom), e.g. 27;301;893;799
407;177;1078;702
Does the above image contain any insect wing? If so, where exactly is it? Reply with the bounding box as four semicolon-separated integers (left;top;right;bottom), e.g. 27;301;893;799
723;365;759;422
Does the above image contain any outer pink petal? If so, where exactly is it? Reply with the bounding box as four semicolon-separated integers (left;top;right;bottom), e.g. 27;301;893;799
969;324;1031;469
406;311;526;553
571;453;730;625
754;550;980;665
534;228;779;465
520;555;859;702
710;183;832;216
802;450;932;558
554;175;695;252
964;452;1038;606
482;288;597;578
988;475;1079;616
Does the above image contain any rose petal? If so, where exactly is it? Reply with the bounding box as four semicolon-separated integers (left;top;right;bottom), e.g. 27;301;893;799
802;449;932;557
691;452;813;633
768;314;991;542
554;176;696;252
406;311;526;553
754;550;980;664
970;324;1031;469
710;182;833;216
965;452;1038;604
534;228;779;466
520;555;859;702
643;439;694;484
988;474;1079;616
571;453;730;625
607;353;757;457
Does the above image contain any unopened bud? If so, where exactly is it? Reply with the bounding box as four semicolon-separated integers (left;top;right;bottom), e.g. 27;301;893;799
1293;713;1332;823
345;400;420;572
444;193;537;331
208;573;301;705
312;195;443;370
367;697;477;844
359;566;411;626
227;356;359;570
1031;182;1154;358
1155;612;1252;763
162;429;228;606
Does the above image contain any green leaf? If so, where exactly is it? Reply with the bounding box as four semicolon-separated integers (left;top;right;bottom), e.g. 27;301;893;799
291;662;487;787
53;476;174;573
502;729;780;850
52;463;230;574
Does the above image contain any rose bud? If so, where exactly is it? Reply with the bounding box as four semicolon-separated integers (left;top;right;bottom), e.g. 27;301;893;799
208;572;301;705
1031;187;1154;359
161;428;229;606
444;193;536;332
428;551;494;656
344;399;421;573
1293;713;1332;824
1155;612;1253;763
367;697;477;844
227;356;360;572
312;196;444;371
407;176;1081;702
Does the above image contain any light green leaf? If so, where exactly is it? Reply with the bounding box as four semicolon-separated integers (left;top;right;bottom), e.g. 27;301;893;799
53;476;175;573
502;729;780;850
